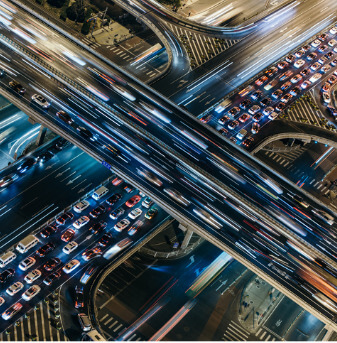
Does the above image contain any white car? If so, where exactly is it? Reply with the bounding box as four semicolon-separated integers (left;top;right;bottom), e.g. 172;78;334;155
329;39;337;47
330;27;337;35
73;216;90;229
6;282;24;296
114;219;130;232
263;106;274;115
19;256;36;271
24;269;42;284
2;302;22;320
128;208;142;220
248;105;260;114
73;200;90;213
31;94;50;109
22;285;41;301
62;259;80;274
323;92;331;103
294;59;305;68
62;241;78;254
311;39;321;47
142;197;153;209
268;112;279;121
309;73;322;83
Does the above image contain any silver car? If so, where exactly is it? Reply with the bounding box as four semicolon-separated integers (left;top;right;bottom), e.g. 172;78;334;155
31;94;50;109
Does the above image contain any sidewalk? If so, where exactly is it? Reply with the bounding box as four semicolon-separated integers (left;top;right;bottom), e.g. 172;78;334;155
238;276;282;333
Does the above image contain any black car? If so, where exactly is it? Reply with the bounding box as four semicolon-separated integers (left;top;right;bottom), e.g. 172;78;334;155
251;90;263;100
98;233;112;247
17;158;36;174
40;225;57;238
36;242;55;257
74;286;84;308
54;138;68;151
56;212;74;225
44;257;61;271
260;97;271;107
37;151;54;164
0;268;15;283
9;80;25;95
56;110;73;125
77;127;96;142
89;221;107;235
239;99;252;110
89;205;106;218
43;271;61;286
106;193;122;206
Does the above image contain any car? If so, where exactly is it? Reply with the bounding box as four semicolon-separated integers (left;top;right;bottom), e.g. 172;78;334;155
309;73;323;83
9;80;25;94
125;195;141;208
263;107;274;115
6;282;24;296
19;257;36;271
324;51;334;59
73;216;90;230
106;193;122;205
73;200;90;213
255;75;268;86
228;107;240;116
145;207;158;220
114;219;130;232
98;233;113;247
281;94;292;103
301;44;310;52
128;208;142;219
37;151;54;164
318;45;328;53
289;194;310;208
279;70;293;81
290;86;301;96
200;114;212;123
63;259;80;274
330;27;337;35
248;105;260;115
275;103;285;112
63;241;78;254
230;137;237;143
44;257;61;272
260;98;271;107
56;110;73;125
219;128;228;136
128;220;143;236
77;127;97;141
329;38;337;46
328;75;337;84
264;67;278;77
2;302;22;320
43;271;61;286
285;54;295;63
250;90;263;100
328;106;337;116
56;212;74;225
252;112;263;122
318;33;328;41
24;269;42;284
55;138;68;151
242;137;254;148
290;74;302;83
269;112;279;120
307;52;317;60
0;173;18;188
280;81;291;91
277;61;288;69
238;113;250;122
109;207;125;220
227;120;239;130
218;115;230;125
264;79;278;90
323;92;331;103
89;221;107;235
17;158;36;173
82;247;102;261
0;297;4;307
40;224;57;238
31;94;50;109
300;68;310;76
294;49;304;58
239;99;252;110
123;184;134;193
272;89;283;99
311;39;321;47
301;80;311;89
36;242;55;257
61;228;75;242
251;123;260;134
0;268;15;283
321;65;332;73
22;285;41;301
322;82;331;92
89;205;106;218
111;177;123;186
74;286;84;308
318;56;328;64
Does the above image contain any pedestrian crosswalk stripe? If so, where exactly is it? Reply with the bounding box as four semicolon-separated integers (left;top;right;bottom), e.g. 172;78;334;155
266;334;271;340
228;324;249;338
260;331;267;339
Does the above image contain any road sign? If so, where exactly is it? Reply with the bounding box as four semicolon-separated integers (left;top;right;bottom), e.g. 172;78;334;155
101;160;111;170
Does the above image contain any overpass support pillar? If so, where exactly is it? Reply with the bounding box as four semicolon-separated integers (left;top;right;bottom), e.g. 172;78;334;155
179;224;194;249
35;125;47;147
322;325;335;341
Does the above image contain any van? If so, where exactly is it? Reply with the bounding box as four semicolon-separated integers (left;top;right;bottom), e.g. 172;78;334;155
16;235;39;254
0;251;16;268
78;313;92;332
236;129;247;140
92;186;109;201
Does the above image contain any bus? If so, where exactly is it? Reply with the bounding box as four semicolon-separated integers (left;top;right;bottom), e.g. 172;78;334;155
133;43;164;64
102;238;132;260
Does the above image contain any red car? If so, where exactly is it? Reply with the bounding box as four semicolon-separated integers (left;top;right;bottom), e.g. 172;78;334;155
125;195;141;208
112;177;123;186
61;228;75;242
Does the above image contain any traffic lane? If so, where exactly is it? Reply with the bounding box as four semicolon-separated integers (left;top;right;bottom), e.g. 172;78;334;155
0;145;111;251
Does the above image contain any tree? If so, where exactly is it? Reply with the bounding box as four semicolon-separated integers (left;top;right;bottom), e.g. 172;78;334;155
66;0;87;22
47;0;66;8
